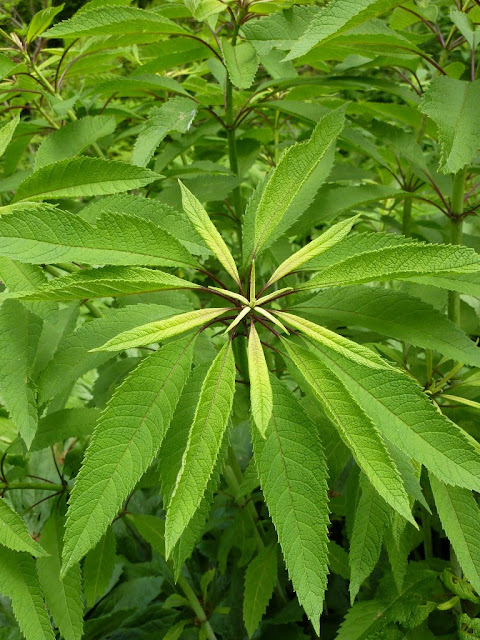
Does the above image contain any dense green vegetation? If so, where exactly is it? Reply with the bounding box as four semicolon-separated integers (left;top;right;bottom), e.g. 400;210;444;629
1;0;480;638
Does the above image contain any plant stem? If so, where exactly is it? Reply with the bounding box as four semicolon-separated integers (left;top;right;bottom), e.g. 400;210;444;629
177;575;217;640
0;482;64;492
402;197;413;237
226;76;243;220
447;169;466;325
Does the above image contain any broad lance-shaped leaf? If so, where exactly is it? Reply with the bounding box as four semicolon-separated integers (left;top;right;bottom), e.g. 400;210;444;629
221;38;258;89
420;77;480;174
133;97;197;167
430;475;480;594
179;181;240;285
165;341;235;556
35;115;116;169
83;528;116;608
44;6;185;38
0;257;56;320
94;307;228;352
284;340;415;525
286;0;404;60
0;300;39;447
62;334;196;574
293;285;480;368
301;239;480;290
37;513;83;640
13;157;160;202
253;376;329;634
244;544;278;638
278;311;389;371
0;113;20;158
248;323;273;437
10;266;200;302
266;214;359;287
243;107;345;266
0;549;54;640
349;474;391;604
0;206;198;268
0;497;46;556
304;338;480;492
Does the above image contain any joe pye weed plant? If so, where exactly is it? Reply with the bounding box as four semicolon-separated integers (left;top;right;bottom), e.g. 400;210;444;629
1;0;480;638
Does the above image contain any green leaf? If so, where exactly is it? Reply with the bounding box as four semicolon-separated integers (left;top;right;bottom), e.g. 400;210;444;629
301;238;480;290
62;334;196;573
243;544;278;638
37;513;83;640
349;474;390;603
293;285;480;367
253;376;329;633
303;339;480;492
94;307;228;352
165;341;235;556
286;0;403;60
430;475;480;595
35;116;116;169
450;8;478;49
133;97;197;167
0;548;55;640
266;214;359;287
284;339;414;524
26;5;64;42
37;303;183;403
126;513;165;556
11;266;200;302
420;77;480;174
44;6;185;38
0;206;198;268
0;257;56;320
0;300;38;447
83;528;117;608
0;114;20;159
248;323;273;438
221;39;258;89
0;498;46;557
31;409;99;452
13;157;160;202
179;181;240;285
243;107;345;265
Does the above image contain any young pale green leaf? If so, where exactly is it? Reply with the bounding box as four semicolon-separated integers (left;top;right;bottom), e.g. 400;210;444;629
0;498;47;557
305;339;480;493
62;334;196;574
83;528;117;608
293;285;480;367
253;377;329;634
349;474;391;603
44;6;185;38
35;116;116;169
243;544;278;638
286;0;405;60
0;114;20;159
11;266;200;302
0;549;54;640
94;307;228;352
0;207;198;268
243;107;345;265
13;157;160;202
420;77;480;174
132;98;197;167
248;323;273;438
165;341;235;556
37;304;184;404
266;214;359;287
284;339;414;525
450;8;478;49
179;181;240;285
279;312;389;370
37;513;83;640
221;38;259;89
301;238;480;290
26;5;64;42
430;475;480;594
0;300;39;447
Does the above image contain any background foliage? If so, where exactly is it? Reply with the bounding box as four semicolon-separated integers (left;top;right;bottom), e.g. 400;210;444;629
1;0;480;638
